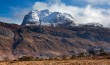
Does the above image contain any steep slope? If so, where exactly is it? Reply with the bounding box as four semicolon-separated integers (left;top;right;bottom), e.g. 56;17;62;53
0;25;15;60
0;22;110;60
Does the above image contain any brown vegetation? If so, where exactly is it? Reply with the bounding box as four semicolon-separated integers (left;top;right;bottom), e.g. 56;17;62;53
0;60;110;65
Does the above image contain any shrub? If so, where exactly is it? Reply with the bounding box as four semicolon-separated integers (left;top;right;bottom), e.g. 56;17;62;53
62;55;67;60
99;48;110;56
70;55;75;59
18;56;36;61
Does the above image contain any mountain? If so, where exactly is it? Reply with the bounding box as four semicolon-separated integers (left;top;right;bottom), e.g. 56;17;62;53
0;21;109;60
21;9;76;27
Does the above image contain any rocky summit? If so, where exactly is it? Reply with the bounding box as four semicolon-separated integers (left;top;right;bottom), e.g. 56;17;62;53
21;9;76;27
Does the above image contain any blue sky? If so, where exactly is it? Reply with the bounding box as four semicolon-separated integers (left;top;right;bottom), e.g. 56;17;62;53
0;0;109;17
0;0;39;17
0;0;110;27
0;0;84;16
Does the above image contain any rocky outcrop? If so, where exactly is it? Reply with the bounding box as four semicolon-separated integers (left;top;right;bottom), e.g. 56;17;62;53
0;26;14;38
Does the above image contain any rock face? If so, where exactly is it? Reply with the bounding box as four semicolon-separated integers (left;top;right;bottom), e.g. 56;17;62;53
0;22;110;60
21;9;76;27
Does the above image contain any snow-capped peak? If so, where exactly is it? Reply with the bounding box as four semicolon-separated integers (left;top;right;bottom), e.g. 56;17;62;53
21;9;76;27
39;9;51;19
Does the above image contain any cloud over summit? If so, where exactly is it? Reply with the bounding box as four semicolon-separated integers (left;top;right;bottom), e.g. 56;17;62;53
0;0;110;27
33;0;110;27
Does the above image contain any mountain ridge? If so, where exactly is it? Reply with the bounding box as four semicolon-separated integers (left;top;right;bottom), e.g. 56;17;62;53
0;21;109;60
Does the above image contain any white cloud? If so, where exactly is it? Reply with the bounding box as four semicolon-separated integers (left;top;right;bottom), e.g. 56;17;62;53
33;1;110;27
33;2;49;11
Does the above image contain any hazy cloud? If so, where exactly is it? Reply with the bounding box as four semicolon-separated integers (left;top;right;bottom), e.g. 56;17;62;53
0;17;14;23
8;7;31;24
81;0;110;5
